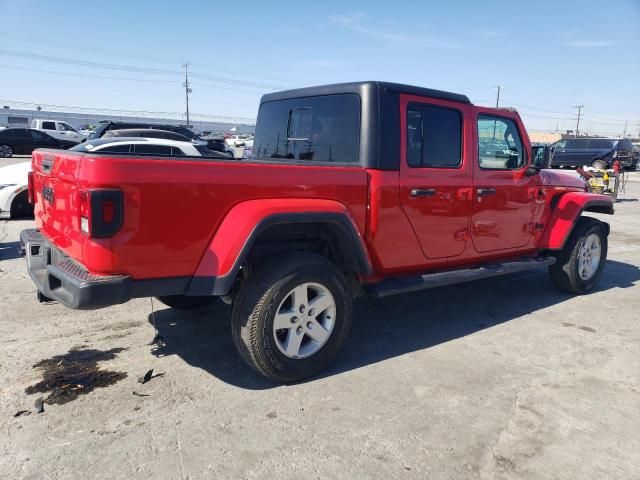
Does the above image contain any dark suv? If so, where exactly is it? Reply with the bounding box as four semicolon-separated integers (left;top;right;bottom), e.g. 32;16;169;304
87;121;227;153
551;138;634;169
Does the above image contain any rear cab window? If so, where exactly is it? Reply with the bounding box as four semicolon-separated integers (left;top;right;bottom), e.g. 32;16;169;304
252;94;361;164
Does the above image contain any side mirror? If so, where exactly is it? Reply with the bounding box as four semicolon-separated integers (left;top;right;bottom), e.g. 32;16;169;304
531;145;551;169
524;166;540;176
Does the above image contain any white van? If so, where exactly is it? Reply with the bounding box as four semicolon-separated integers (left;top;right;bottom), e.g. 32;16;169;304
31;119;86;143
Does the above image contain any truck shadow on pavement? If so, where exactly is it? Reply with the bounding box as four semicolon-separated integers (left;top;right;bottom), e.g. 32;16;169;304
148;259;639;390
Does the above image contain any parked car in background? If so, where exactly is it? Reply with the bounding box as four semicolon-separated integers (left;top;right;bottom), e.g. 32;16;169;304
0;161;32;219
102;128;193;142
632;142;640;170
87;121;227;152
225;134;251;147
551;138;634;169
70;137;232;158
0;128;77;157
31;119;86;143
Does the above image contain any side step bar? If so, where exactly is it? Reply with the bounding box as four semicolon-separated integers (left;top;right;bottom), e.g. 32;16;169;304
365;256;556;298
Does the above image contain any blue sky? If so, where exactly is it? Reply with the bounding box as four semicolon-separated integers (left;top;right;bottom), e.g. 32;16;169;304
0;0;638;135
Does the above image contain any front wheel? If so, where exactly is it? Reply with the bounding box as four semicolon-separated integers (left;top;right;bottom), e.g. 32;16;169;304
231;252;353;382
549;217;607;294
0;144;13;158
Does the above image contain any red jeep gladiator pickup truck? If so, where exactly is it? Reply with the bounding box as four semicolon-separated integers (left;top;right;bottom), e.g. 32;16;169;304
22;81;613;381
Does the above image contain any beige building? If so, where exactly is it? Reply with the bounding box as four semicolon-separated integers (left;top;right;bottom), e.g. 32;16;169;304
528;132;562;144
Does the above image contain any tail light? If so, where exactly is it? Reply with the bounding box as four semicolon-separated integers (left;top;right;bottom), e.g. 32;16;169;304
78;189;124;238
27;171;34;204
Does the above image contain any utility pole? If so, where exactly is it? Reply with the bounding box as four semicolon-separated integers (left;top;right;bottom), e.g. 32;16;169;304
182;62;192;128
622;120;628;138
495;86;501;107
573;105;584;138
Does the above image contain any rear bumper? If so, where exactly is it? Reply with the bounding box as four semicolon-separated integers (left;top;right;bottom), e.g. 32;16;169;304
21;229;131;309
20;229;225;309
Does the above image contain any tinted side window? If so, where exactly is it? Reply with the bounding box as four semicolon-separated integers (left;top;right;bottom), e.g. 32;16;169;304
564;139;588;149
477;116;524;169
588;139;615;150
170;146;185;156
29;130;49;140
42;121;56;130
133;144;173;156
407;104;462;168
253;94;360;163
99;144;131;154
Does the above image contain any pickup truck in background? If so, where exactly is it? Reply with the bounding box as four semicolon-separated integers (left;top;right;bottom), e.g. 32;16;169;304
21;81;614;382
31;119;86;144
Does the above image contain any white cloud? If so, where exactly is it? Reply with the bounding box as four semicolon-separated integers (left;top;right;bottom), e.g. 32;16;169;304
329;12;459;49
566;40;615;48
476;30;505;38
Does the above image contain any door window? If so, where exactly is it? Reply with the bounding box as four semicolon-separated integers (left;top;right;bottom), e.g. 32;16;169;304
28;130;49;140
58;122;76;132
477;115;525;169
99;144;131;154
133;144;173;155
407;104;462;168
42;121;56;130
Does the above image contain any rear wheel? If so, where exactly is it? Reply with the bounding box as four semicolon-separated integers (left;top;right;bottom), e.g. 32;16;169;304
9;190;34;219
0;144;13;158
231;252;353;382
549;217;607;294
156;295;216;310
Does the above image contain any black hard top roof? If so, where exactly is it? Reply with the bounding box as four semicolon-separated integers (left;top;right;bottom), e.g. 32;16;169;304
261;81;471;105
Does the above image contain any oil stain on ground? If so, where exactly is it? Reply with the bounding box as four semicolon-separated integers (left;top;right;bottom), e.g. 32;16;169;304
25;347;128;405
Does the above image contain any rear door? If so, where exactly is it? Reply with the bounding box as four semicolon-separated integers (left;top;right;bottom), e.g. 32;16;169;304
399;95;473;259
471;112;536;253
12;129;34;154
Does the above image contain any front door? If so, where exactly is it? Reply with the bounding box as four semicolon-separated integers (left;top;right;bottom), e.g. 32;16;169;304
399;96;473;259
471;113;536;253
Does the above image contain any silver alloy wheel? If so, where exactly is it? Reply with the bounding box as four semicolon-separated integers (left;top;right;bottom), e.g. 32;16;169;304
273;282;336;359
0;145;12;158
577;233;601;280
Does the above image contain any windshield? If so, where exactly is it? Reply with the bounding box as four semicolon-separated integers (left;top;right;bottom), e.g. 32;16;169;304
87;122;110;140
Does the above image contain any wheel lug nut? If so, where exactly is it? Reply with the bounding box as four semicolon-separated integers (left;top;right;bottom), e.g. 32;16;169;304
308;309;314;316
307;322;313;329
299;305;306;313
290;316;298;324
296;326;303;334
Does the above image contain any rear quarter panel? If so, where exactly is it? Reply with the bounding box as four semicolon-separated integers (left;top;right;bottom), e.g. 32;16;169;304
77;156;368;277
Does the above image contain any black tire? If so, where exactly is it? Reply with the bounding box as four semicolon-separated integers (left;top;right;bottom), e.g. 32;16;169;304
0;144;13;158
156;295;216;310
549;217;607;294
591;158;606;169
9;190;34;219
231;252;353;382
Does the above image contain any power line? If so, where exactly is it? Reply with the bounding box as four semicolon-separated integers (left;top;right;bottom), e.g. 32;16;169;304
0;49;285;91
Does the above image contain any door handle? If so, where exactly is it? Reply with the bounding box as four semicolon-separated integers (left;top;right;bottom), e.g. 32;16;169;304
410;188;437;198
476;188;496;197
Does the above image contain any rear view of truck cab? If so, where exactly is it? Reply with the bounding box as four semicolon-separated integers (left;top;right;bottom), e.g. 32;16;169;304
22;81;613;382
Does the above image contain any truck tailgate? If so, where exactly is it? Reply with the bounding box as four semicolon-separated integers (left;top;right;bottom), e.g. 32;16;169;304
31;149;85;262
